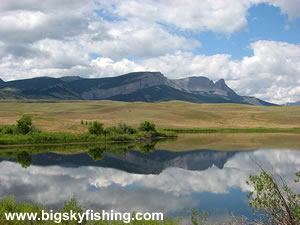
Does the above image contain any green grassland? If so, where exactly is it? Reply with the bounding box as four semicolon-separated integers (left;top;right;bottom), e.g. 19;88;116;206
0;100;300;133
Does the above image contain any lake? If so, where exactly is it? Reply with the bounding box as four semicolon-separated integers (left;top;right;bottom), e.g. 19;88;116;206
0;133;300;223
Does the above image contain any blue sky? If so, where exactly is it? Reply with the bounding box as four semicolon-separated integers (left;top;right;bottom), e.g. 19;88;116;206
165;3;300;59
0;0;299;103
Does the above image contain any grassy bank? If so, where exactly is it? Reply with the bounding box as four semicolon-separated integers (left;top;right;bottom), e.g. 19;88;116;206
0;131;176;145
0;116;176;145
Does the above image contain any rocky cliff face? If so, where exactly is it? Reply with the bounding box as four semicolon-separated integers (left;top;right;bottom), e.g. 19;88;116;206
81;72;168;99
80;72;238;100
169;76;235;96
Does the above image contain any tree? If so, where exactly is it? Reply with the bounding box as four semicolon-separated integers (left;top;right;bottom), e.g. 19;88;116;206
138;121;156;132
88;121;104;135
247;170;300;225
16;115;33;134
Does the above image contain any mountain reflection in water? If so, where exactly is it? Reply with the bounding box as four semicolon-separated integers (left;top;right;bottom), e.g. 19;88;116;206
0;147;299;220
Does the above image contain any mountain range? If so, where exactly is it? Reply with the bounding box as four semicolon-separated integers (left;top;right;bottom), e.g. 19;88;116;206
0;72;275;106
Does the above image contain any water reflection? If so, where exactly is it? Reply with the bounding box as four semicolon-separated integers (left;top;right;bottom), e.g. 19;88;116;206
0;145;299;220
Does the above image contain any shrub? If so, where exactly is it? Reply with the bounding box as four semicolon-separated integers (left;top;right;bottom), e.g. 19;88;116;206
30;125;41;134
117;122;137;134
104;126;118;135
16;115;33;134
138;121;156;132
0;125;16;134
247;170;300;225
88;121;104;135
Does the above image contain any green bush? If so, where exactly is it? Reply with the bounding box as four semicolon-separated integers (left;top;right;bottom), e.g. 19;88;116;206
104;126;118;135
16;115;33;134
0;125;16;135
117;122;137;134
138;121;156;132
88;121;104;136
247;170;300;225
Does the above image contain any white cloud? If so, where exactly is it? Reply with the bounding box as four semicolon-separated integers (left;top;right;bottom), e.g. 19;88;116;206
0;10;47;32
99;0;300;33
90;57;144;77
266;0;300;20
84;19;201;58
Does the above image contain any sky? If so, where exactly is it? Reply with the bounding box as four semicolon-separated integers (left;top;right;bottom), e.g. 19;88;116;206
0;0;299;104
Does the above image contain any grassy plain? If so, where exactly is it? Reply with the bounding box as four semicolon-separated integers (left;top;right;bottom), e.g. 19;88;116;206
0;100;299;133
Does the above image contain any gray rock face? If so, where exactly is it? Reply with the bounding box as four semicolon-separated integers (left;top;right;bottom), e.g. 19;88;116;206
170;76;214;91
80;72;237;100
81;72;168;99
169;76;235;96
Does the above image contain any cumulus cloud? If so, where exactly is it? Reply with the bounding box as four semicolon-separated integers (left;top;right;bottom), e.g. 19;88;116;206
99;0;300;33
84;19;201;58
266;0;300;20
0;0;300;103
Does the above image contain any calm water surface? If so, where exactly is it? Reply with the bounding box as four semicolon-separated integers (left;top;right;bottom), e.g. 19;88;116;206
0;136;300;222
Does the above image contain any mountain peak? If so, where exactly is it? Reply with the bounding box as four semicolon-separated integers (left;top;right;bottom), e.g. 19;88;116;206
0;78;4;83
216;78;225;85
215;78;234;93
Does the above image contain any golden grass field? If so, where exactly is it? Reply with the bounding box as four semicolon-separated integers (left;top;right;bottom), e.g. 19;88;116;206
0;100;300;133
